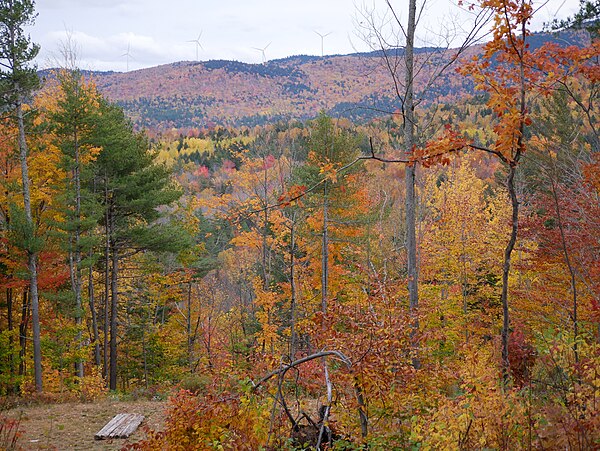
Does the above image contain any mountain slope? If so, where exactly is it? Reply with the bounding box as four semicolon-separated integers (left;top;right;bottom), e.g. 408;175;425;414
54;30;586;131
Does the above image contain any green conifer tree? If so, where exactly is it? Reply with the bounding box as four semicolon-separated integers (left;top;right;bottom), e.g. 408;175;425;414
89;99;189;390
0;0;42;392
50;68;103;375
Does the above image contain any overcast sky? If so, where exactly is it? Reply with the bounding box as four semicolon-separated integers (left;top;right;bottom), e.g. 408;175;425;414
30;0;581;72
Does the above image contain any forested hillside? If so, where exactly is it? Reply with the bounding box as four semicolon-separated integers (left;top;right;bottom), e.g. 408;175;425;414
1;0;599;450
38;28;587;132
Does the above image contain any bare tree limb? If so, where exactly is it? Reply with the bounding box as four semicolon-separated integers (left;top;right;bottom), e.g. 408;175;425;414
316;359;333;449
252;350;351;391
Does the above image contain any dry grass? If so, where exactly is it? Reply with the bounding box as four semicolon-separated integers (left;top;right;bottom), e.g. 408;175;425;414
2;399;165;450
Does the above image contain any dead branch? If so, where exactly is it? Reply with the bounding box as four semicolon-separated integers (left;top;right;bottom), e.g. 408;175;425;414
252;350;351;391
316;359;333;449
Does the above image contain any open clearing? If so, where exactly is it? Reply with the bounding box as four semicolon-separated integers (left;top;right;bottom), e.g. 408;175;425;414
3;399;166;450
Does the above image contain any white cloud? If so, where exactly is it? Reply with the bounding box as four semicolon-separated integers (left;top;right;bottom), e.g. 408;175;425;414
31;0;583;72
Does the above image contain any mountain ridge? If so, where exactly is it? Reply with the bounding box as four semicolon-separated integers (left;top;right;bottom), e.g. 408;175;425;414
39;29;587;132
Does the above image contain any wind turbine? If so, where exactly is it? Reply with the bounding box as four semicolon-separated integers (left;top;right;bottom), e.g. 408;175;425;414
252;42;271;64
187;31;203;61
121;42;133;72
314;30;331;57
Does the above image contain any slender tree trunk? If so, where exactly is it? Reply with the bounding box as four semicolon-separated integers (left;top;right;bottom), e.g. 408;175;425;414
7;288;13;332
262;163;270;290
550;178;578;362
289;220;297;360
142;326;148;388
321;182;329;315
73;129;84;378
17;103;42;392
191;308;202;373
69;130;83;378
501;165;518;383
109;235;119;391
205;313;213;369
103;280;109;377
7;288;15;392
103;185;110;378
404;0;420;369
7;288;13;344
19;289;29;378
461;233;469;344
462;278;469;344
187;281;193;372
88;262;101;367
500;10;527;384
354;375;368;438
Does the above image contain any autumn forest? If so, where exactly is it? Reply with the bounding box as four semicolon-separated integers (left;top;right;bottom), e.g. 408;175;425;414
1;0;599;449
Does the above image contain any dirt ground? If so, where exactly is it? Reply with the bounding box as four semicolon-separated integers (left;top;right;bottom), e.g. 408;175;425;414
3;399;166;450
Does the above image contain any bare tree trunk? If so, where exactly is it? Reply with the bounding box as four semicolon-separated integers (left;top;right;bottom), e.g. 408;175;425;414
19;289;29;378
360;0;490;370
262;164;270;290
204;311;214;370
461;231;469;344
501;165;518;383
7;288;13;367
500;9;528;384
187;281;193;372
103;184;110;378
550;177;579;362
353;375;368;438
404;0;420;369
142;326;148;388
6;288;17;393
109;234;118;391
321;182;329;315
89;262;101;367
73;129;84;379
289;219;297;359
17;103;42;392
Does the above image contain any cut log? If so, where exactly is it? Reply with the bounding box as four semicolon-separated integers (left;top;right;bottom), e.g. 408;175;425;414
95;413;144;440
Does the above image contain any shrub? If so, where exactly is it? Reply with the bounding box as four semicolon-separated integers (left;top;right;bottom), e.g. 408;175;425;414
0;414;23;451
178;373;211;394
127;375;276;450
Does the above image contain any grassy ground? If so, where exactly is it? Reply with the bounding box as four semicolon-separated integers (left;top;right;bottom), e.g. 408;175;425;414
2;398;165;450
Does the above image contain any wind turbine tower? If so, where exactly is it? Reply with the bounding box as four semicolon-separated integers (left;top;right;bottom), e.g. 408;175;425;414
252;42;271;64
314;30;331;57
187;31;203;61
121;42;133;72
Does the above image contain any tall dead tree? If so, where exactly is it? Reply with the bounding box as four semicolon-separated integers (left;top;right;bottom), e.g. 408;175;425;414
356;0;490;367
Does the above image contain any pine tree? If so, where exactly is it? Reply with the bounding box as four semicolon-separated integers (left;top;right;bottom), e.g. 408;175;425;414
50;68;103;375
0;0;42;392
89;99;188;390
